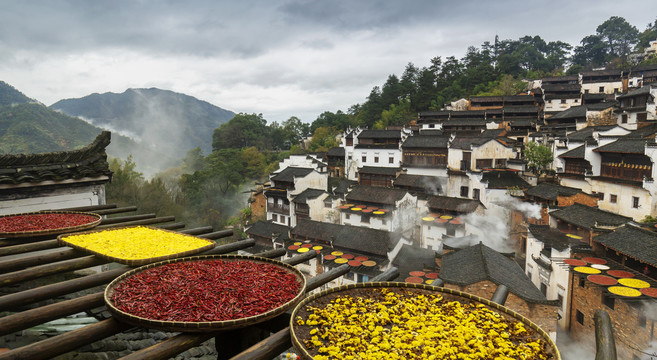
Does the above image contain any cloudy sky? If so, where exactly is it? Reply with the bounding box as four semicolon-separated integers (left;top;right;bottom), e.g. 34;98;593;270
1;0;655;123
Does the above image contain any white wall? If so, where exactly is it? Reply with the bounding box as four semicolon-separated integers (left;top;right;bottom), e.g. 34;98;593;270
0;184;105;215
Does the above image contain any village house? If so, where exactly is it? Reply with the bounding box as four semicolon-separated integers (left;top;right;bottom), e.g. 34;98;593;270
438;243;560;341
580;69;624;95
0;131;112;214
420;195;485;251
525;224;587;331
524;182;599;225
548;203;633;246
243;220;291;254
325;146;345;178
344;128;410;181
540;76;581;116
264;166;327;226
567;249;657;360
400;134;450;177
615;84;657;129
340;185;417;235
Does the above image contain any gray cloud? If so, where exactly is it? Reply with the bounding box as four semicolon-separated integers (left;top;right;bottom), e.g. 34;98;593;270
0;0;655;123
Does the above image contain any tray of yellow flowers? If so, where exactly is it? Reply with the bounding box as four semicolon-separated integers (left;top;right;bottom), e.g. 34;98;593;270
290;282;559;360
58;226;215;266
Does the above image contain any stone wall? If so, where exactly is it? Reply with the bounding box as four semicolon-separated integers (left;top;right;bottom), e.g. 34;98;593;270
569;272;656;360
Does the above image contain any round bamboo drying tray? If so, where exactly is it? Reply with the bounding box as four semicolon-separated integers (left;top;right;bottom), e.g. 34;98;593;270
0;210;101;239
105;254;306;332
290;282;560;360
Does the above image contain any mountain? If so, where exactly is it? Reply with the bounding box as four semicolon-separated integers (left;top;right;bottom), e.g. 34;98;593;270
0;81;35;106
50;88;236;155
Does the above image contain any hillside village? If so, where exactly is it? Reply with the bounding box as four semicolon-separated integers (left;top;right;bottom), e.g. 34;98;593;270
242;63;657;359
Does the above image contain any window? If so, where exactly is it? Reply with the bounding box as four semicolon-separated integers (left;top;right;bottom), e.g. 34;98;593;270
602;293;615;309
362;155;367;163
527;270;533;280
576;310;584;325
585;89;590;94
382;219;387;225
429;124;435;128
473;189;480;201
272;214;278;222
460;186;469;197
540;283;547;296
345;213;350;220
557;294;564;308
610;194;617;204
561;99;566;104
389;156;394;164
579;277;586;288
622;114;628;123
633;196;640;208
361;215;370;224
446;227;455;236
374;156;379;163
639;314;647;328
574;99;579;103
597;192;605;201
599;86;605;92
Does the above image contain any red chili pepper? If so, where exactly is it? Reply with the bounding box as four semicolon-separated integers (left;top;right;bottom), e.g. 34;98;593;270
0;213;98;232
111;260;301;322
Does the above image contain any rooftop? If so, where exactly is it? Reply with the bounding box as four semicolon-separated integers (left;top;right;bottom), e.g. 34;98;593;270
481;170;530;189
528;224;580;252
595;224;657;267
524;182;582;201
440;243;550;304
426;195;483;214
549;203;632;230
345;185;410;205
270;167;315;183
401;135;450;149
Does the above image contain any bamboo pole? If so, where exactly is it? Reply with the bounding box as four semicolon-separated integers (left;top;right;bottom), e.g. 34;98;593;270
0;239;60;257
119;334;215;360
95;216;175;229
0;248;84;274
93;206;138;215
198;229;234;240
98;213;156;225
59;204;117;212
0;318;131;360
0;238;256;310
0;255;108;287
0;292;105;336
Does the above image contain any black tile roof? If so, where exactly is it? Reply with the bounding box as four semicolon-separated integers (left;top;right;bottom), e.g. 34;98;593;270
623;123;657;139
329;177;356;195
345;185;409;205
0;131;112;185
426;195;483;213
595;224;657;267
617;85;654;99
549;203;632;230
292;188;326;203
564;126;616;142
357;129;401;139
481;170;530;189
541;75;579;83
547;106;586;120
326;147;345;157
449;136;491;150
418;129;445;136
439;243;549;303
593;139;647;154
586;102;616;111
541;83;581;92
291;219;401;257
559;145;586;159
401;135;450;149
524;182;582;201
393;174;443;192
392;244;438;278
503;105;540;113
245;220;291;241
358;166;401;176
442;119;487;126
528;224;579;251
270;167;314;183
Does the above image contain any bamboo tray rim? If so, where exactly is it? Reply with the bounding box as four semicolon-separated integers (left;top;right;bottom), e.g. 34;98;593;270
57;225;216;266
105;254;307;332
289;282;560;360
0;210;102;239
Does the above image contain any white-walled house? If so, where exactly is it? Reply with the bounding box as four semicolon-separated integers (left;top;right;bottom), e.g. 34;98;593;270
615;84;657;130
0;131;112;215
525;225;579;330
265;166;328;226
345;129;411;181
340;185;417;234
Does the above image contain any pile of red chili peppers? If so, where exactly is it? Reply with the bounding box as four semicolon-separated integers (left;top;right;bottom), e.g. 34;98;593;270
111;259;301;322
0;213;98;233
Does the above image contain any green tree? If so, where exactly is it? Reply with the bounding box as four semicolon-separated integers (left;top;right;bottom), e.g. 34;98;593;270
524;142;553;175
596;16;639;59
212;113;269;150
106;156;144;207
572;35;608;68
308;127;339;152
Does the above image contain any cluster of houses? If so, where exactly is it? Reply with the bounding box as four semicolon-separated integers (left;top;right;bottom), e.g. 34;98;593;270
245;64;657;359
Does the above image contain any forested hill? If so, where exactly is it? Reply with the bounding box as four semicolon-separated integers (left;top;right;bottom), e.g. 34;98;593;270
0;81;34;106
51;88;235;155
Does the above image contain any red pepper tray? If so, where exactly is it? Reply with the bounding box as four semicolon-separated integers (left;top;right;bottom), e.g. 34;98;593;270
0;210;102;239
104;254;307;332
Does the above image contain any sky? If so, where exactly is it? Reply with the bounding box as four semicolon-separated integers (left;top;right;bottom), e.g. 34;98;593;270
0;0;655;124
